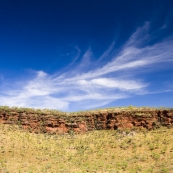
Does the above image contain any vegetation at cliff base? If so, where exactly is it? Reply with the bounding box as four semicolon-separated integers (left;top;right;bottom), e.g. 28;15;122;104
0;124;173;173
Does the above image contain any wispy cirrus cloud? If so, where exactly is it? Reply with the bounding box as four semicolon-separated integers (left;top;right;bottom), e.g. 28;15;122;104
0;22;173;111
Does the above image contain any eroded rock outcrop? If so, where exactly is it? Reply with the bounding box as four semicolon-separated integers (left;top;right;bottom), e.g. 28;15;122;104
0;108;173;134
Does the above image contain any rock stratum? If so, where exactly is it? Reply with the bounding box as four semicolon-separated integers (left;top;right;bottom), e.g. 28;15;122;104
0;107;173;134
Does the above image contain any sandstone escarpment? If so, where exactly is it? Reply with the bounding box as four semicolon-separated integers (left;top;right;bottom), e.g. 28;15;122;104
0;107;173;134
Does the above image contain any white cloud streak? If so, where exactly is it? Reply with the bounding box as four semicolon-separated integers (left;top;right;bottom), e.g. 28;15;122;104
0;22;173;111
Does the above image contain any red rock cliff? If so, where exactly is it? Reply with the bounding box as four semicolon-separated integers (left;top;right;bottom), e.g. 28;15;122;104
0;108;173;134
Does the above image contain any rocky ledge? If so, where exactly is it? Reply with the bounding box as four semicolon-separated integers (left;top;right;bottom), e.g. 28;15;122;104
0;107;173;134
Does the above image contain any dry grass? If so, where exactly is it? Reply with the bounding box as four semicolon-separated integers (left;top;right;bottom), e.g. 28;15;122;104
1;105;172;117
0;124;173;173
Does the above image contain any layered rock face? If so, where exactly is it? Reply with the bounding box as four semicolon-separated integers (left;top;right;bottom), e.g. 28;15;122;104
0;108;173;134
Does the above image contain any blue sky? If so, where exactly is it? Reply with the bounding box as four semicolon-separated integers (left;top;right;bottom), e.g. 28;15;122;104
0;0;173;111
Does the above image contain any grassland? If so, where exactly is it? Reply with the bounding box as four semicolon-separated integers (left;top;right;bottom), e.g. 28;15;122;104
0;124;173;173
0;105;171;116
